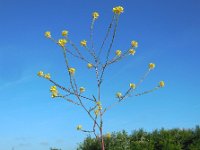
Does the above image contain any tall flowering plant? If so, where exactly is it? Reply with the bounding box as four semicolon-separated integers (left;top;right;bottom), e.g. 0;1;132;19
38;6;164;150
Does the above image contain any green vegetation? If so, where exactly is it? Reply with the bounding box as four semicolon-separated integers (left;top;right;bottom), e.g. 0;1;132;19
77;126;200;150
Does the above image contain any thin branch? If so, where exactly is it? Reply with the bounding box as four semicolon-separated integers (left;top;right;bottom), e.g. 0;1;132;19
90;19;98;63
62;93;71;97
120;88;133;100
107;49;130;65
103;100;119;114
97;15;115;59
67;38;90;63
56;95;80;106
135;86;160;96
92;95;97;102
105;15;119;62
103;69;152;113
93;115;98;138
49;79;70;93
98;15;119;85
89;105;97;112
72;75;101;130
102;88;134;114
81;129;94;133
65;47;81;59
50;37;91;64
50;37;82;59
77;94;101;130
84;46;97;63
136;69;151;87
61;48;101;132
49;79;95;102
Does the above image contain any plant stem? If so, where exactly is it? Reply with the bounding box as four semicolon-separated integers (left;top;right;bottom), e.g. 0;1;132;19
99;112;105;150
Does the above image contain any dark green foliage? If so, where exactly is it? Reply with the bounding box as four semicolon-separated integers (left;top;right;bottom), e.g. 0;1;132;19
105;130;130;150
77;125;200;150
77;136;101;150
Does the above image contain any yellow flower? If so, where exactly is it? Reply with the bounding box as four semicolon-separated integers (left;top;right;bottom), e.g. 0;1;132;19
96;101;101;106
45;31;51;38
80;87;85;93
50;86;58;98
68;68;76;75
115;50;122;56
76;125;82;130
149;63;155;70
44;73;51;80
113;6;124;14
87;63;93;69
95;101;102;110
94;109;99;116
37;71;44;77
51;92;58;98
80;40;87;47
92;12;99;19
116;92;122;98
130;83;136;89
106;133;111;139
159;81;165;87
98;105;102;110
50;86;57;92
129;49;136;55
131;40;138;48
58;39;67;47
62;30;68;36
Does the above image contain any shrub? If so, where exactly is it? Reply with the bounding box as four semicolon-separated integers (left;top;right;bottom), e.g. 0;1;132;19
78;126;200;150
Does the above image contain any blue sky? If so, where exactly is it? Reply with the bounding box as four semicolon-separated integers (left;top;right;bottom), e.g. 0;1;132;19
0;0;200;149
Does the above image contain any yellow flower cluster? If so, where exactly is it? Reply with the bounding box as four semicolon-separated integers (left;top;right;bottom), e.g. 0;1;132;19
87;63;93;69
116;92;122;98
106;133;111;139
77;125;82;130
96;101;101;106
79;87;85;93
149;63;155;70
44;73;51;80
159;81;165;87
62;30;68;36
92;12;99;20
94;101;102;116
97;101;102;110
129;49;136;55
94;109;100;116
68;68;76;75
50;86;58;98
80;40;87;47
131;40;138;48
37;71;51;80
45;31;51;38
113;6;124;14
37;71;44;77
115;50;122;56
58;39;67;47
130;83;136;89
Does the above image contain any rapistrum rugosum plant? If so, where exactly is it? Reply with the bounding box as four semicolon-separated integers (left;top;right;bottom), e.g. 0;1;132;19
38;6;164;150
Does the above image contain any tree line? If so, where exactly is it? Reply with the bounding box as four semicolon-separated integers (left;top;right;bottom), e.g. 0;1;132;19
77;125;200;150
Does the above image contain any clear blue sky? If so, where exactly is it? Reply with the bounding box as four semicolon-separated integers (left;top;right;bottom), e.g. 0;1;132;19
0;0;200;149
